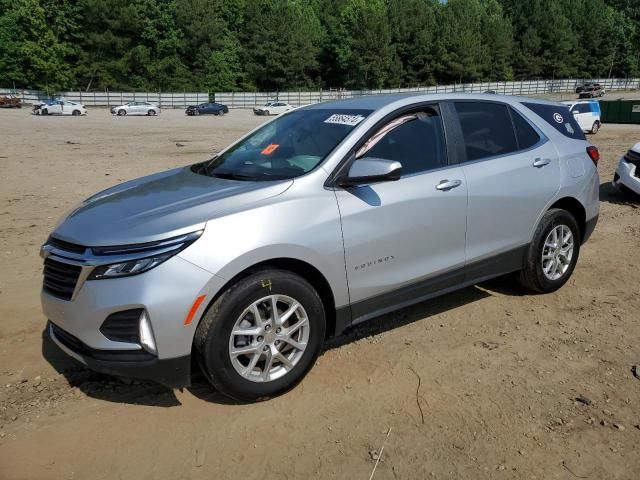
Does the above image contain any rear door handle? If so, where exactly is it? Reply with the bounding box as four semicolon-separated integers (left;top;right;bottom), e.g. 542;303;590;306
436;179;462;191
533;158;551;168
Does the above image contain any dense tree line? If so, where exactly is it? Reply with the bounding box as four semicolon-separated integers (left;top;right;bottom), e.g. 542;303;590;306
1;0;639;92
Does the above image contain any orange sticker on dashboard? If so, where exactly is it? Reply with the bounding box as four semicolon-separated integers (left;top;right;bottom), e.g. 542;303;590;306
261;144;279;155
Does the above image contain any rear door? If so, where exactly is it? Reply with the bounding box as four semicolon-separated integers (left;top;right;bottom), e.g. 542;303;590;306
452;101;560;266
570;103;593;132
335;105;468;320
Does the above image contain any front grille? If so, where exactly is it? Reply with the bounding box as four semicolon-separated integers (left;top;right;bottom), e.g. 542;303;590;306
48;236;86;254
43;258;82;300
50;322;154;362
100;309;143;343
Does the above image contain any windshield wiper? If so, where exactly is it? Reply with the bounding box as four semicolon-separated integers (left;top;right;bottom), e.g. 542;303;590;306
211;172;257;181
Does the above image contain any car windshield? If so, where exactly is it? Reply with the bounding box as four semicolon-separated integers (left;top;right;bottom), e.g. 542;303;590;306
195;108;371;181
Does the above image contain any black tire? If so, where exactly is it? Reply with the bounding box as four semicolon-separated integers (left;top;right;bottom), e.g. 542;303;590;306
518;209;581;293
194;269;326;402
72;110;81;116
118;109;126;116
41;109;48;116
194;110;200;116
591;121;600;134
148;109;156;116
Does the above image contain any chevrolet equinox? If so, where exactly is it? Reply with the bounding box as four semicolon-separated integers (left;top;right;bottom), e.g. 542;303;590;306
41;94;600;401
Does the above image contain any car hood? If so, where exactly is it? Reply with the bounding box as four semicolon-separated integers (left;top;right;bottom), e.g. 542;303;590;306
52;166;293;246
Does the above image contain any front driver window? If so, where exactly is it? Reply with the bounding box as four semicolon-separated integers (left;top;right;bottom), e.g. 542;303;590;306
357;107;447;175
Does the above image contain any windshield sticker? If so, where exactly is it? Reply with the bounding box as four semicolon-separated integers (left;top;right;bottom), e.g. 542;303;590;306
565;123;574;135
261;144;280;155
324;113;365;126
553;112;564;123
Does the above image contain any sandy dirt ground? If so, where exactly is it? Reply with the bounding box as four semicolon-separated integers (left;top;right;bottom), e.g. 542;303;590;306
0;106;639;480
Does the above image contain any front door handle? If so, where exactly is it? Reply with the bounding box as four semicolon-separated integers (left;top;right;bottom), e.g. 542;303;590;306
533;158;551;168
436;179;462;191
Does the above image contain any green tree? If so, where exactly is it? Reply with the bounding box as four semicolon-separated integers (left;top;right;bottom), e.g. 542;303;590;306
241;0;323;90
0;0;70;90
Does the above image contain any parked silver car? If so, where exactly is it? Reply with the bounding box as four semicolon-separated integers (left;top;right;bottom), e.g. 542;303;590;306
110;102;160;116
41;94;599;401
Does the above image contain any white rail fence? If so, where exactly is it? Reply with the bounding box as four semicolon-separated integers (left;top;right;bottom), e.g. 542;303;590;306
2;78;639;108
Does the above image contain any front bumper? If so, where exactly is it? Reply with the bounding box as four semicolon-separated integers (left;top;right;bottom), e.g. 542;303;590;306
612;157;640;195
48;321;191;388
41;252;221;365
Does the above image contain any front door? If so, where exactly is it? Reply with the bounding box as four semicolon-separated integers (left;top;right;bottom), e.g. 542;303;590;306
334;106;468;322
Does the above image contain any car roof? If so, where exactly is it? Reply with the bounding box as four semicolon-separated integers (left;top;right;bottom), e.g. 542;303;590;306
301;93;564;112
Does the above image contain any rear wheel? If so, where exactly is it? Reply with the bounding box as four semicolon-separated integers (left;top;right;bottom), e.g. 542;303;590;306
518;209;580;293
72;110;81;116
194;269;326;402
148;109;156;116
591;121;600;134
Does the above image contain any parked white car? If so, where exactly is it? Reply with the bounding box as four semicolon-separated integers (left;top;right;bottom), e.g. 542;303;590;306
110;102;161;116
253;101;293;116
562;100;601;134
612;143;640;196
36;100;87;116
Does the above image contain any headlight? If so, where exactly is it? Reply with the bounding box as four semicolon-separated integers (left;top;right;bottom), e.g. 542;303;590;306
87;230;202;280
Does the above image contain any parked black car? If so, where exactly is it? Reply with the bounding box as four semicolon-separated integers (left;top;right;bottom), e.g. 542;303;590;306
185;102;229;116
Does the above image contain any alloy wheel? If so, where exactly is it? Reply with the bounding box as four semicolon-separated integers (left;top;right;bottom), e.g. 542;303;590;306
228;294;310;383
541;225;574;281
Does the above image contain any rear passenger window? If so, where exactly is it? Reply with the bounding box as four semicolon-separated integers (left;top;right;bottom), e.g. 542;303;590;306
454;102;518;161
360;108;447;175
510;108;540;150
522;102;586;140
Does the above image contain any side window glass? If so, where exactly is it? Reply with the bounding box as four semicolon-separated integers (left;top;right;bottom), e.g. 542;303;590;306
454;102;518;162
359;108;447;175
510;108;540;150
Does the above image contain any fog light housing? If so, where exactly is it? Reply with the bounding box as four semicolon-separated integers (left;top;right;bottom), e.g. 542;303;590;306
139;311;157;355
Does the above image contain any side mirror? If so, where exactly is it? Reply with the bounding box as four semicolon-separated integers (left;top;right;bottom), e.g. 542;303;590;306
337;158;402;187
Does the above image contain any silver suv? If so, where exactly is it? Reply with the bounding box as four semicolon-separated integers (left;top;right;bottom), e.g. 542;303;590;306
41;94;599;401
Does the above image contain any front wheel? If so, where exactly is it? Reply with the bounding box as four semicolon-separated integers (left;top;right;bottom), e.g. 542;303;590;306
41;109;48;116
194;269;326;402
518;209;581;293
118;109;126;116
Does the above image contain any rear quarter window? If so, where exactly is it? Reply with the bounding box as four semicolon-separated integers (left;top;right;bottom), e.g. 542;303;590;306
522;102;585;140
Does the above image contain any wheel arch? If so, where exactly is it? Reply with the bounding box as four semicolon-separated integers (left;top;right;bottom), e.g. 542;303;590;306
196;257;340;341
548;197;586;242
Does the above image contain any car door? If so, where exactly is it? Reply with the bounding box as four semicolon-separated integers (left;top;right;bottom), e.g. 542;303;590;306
49;101;62;114
334;105;468;322
570;103;592;131
452;101;560;267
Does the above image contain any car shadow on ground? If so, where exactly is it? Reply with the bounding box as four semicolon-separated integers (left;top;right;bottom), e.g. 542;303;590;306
41;277;528;407
600;181;639;206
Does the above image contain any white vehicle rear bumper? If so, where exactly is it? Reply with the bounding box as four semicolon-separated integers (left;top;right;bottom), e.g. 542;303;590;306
612;156;640;195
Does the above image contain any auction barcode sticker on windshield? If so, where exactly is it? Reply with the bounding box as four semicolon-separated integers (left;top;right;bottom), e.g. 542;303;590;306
324;114;365;126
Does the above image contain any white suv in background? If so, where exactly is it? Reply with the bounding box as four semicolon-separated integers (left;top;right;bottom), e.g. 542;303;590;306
562;100;601;134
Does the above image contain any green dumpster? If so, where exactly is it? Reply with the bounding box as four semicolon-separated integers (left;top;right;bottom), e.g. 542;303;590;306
600;100;640;124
